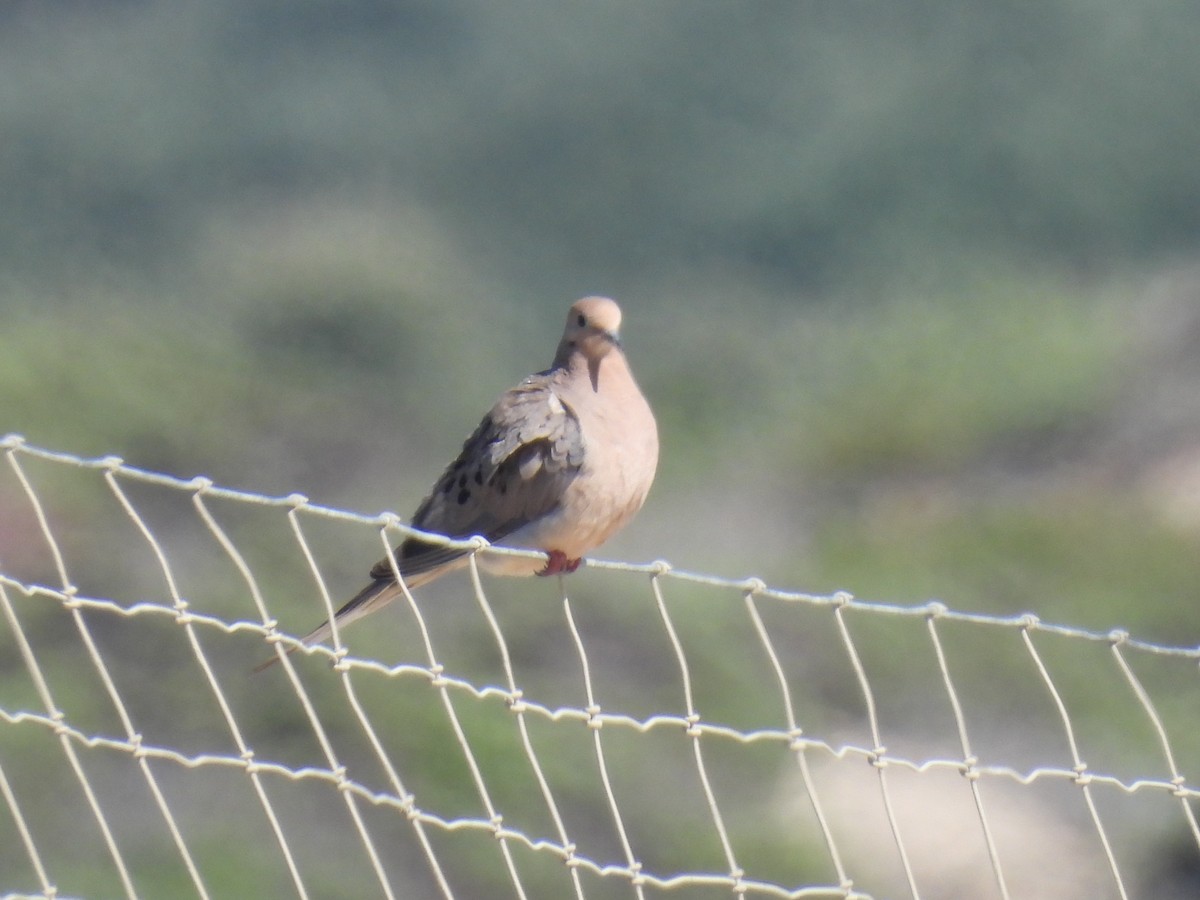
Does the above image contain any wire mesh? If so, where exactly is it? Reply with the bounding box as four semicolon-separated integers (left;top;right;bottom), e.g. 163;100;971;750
2;435;1198;900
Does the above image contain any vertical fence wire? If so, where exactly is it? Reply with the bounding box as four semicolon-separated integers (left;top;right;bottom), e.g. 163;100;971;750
2;437;1199;900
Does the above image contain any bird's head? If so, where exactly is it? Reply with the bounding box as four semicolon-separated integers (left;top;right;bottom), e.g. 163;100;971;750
557;296;623;366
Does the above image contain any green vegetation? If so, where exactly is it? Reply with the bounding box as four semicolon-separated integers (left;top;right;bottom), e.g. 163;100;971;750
2;2;1199;897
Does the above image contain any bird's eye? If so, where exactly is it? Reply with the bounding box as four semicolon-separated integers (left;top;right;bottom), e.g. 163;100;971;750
576;313;587;327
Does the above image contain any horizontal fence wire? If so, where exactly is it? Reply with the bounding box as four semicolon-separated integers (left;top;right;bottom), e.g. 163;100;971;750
1;435;1199;900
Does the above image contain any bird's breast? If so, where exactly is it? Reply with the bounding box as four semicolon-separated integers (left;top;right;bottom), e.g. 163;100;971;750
563;397;657;546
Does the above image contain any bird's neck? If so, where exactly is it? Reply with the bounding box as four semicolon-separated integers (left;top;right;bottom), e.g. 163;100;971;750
557;347;629;393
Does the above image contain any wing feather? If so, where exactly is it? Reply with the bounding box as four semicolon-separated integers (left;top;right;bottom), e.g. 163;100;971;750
369;374;584;580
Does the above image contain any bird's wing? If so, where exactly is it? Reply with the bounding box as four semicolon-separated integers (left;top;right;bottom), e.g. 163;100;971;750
371;373;585;580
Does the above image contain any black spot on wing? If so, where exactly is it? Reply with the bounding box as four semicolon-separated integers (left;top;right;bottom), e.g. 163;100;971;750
367;374;585;585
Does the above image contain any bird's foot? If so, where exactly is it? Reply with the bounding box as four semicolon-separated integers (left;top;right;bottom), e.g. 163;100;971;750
537;550;582;576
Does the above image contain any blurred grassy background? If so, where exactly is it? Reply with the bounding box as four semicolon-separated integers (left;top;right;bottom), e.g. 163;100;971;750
3;2;1200;897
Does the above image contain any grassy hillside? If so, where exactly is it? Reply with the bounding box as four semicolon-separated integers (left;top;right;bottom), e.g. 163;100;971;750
3;2;1200;896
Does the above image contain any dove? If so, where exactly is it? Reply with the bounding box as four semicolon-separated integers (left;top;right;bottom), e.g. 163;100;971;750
256;296;657;670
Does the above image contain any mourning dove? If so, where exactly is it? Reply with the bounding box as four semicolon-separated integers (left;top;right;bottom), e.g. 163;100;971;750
257;296;657;670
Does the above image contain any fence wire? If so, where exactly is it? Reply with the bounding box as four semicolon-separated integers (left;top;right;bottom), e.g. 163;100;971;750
1;435;1198;900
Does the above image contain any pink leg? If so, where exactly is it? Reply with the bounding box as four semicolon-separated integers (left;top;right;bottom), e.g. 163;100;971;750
537;550;582;576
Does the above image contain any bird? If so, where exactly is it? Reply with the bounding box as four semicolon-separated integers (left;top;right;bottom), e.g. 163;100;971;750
256;296;658;670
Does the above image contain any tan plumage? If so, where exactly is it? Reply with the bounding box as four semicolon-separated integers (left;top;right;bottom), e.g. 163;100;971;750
256;296;658;670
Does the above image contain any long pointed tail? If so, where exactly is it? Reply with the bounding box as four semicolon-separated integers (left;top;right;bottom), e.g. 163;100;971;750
252;578;400;673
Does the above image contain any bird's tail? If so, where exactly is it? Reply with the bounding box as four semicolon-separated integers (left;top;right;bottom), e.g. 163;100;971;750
252;577;402;673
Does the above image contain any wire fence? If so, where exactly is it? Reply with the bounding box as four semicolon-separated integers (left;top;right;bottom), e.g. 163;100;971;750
1;435;1198;899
